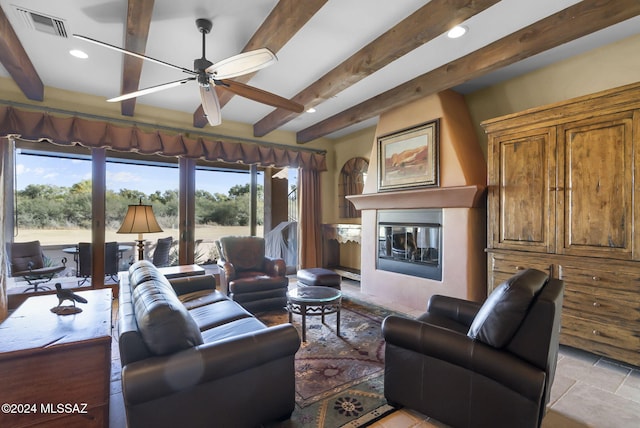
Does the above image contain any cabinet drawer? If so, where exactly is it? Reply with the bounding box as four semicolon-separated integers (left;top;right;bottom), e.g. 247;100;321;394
489;253;553;277
560;314;639;352
559;264;640;294
487;251;554;293
563;284;640;323
560;333;640;366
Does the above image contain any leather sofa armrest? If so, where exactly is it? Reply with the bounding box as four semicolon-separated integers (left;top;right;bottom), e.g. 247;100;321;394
264;257;286;276
382;315;545;402
169;274;216;296
426;295;482;327
122;323;301;406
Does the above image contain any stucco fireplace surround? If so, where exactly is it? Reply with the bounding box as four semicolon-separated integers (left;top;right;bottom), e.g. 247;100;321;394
348;90;487;311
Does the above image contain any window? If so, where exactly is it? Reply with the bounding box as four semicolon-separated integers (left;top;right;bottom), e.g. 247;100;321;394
195;166;264;263
14;147;92;244
13;142;266;268
106;154;179;266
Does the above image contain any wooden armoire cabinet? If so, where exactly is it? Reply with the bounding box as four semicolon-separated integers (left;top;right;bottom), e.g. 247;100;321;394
483;83;640;366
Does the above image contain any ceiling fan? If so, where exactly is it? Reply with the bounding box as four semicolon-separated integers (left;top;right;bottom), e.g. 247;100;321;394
73;18;304;126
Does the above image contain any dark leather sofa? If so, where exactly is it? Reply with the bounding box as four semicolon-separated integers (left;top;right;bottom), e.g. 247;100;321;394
382;269;564;428
118;260;301;428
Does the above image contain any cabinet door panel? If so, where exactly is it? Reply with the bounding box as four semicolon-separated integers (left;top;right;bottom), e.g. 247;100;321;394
559;114;633;259
488;128;556;252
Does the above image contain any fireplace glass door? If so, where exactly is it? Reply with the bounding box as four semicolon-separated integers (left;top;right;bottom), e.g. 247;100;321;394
377;209;442;280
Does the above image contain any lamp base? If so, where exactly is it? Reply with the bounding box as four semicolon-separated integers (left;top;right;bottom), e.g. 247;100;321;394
135;239;145;261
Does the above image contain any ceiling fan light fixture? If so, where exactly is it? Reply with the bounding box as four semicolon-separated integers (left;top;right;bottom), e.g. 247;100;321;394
447;25;468;39
69;49;88;59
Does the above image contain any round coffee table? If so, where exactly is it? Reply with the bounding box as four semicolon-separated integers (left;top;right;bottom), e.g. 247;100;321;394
286;286;342;342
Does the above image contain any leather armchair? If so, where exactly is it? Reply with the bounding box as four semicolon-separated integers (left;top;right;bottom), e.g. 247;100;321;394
217;236;289;312
382;269;564;428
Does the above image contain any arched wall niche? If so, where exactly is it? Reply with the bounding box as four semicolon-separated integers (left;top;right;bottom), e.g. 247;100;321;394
338;157;368;219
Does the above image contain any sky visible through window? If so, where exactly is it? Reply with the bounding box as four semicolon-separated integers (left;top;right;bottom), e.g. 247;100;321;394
15;151;261;196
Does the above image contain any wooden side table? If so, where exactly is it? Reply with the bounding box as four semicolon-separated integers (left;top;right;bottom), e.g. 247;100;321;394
287;286;342;342
0;289;112;428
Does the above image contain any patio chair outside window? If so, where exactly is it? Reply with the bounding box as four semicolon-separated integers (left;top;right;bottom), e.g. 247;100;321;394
9;240;66;292
77;242;120;285
151;236;173;267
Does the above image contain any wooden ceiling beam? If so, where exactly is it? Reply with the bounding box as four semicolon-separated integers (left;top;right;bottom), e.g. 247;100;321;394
296;0;640;143
254;0;499;138
120;0;155;117
192;0;328;128
0;5;43;101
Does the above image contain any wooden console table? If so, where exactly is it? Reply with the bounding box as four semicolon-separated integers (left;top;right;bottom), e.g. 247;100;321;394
0;289;112;427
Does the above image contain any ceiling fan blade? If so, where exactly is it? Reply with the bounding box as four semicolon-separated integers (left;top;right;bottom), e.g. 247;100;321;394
206;48;277;79
73;34;196;75
199;86;222;126
107;77;196;102
215;79;304;113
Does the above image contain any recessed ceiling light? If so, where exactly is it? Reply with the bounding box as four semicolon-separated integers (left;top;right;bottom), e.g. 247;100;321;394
69;49;88;59
447;25;468;39
306;107;316;113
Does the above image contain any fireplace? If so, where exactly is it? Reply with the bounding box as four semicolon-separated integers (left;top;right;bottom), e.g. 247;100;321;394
345;90;488;310
377;209;442;280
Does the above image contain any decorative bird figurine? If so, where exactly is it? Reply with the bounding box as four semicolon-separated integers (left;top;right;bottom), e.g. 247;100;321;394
55;283;88;307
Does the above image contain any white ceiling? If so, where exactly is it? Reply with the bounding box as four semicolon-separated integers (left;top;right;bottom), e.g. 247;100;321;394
1;0;639;139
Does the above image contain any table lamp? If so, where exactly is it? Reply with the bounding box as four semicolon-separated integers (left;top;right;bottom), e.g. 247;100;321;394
117;198;163;261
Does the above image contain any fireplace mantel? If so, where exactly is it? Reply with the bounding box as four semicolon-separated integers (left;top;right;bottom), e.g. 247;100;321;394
347;184;486;211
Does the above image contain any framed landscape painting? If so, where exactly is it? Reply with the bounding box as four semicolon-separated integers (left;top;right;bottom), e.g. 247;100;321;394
377;119;439;191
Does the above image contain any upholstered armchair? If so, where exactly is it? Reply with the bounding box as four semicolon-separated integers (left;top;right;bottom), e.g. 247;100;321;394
217;236;289;312
382;269;564;428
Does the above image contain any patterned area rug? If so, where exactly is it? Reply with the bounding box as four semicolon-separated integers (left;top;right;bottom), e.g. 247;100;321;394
258;298;400;427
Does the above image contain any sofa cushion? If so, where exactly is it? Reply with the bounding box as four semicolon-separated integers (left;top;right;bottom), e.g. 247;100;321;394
200;317;267;343
179;289;228;310
468;268;548;348
189;299;254;331
133;279;203;355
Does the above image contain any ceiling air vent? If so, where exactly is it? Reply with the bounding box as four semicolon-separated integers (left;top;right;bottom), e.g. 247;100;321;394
12;6;68;38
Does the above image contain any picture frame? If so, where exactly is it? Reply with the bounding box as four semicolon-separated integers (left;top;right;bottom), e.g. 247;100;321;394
377;119;439;191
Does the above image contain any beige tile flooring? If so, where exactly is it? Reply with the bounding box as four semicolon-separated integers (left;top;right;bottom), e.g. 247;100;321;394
106;279;640;428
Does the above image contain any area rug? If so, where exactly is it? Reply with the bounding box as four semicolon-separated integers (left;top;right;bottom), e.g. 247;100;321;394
258;297;401;427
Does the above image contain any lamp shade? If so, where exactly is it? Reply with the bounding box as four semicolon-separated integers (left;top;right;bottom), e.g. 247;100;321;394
117;202;163;234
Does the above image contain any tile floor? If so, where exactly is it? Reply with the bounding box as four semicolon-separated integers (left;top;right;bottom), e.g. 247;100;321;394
106;279;640;428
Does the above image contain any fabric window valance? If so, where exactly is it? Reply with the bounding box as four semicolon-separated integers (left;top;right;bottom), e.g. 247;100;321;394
0;106;326;171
